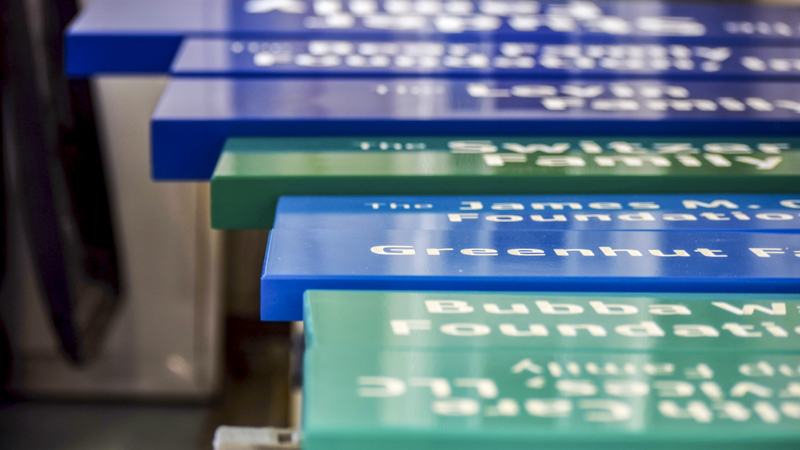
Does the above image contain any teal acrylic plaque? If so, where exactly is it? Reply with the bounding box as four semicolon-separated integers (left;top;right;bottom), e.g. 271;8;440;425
304;291;800;354
213;137;800;229
304;349;800;450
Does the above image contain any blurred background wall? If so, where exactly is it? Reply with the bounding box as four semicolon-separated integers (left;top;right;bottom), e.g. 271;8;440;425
0;75;224;400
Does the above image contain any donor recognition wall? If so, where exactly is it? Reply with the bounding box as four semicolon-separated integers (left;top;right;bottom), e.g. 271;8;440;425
68;1;800;448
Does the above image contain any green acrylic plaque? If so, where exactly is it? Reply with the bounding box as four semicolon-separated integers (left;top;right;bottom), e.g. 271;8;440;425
211;137;800;229
304;291;800;353
304;349;800;450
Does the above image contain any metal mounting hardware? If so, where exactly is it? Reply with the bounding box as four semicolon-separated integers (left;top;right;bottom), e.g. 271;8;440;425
213;426;300;450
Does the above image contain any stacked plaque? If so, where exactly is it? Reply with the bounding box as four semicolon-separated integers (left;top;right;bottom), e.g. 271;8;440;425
67;0;800;447
263;194;800;319
212;138;800;228
303;290;800;450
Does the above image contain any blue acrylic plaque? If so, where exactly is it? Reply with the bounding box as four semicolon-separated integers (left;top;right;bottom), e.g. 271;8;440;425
273;194;800;232
152;78;800;179
260;229;800;320
172;38;800;79
68;0;800;74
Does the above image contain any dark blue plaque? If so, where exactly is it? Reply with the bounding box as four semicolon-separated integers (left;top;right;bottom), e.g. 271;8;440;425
260;229;800;320
273;194;800;232
152;78;800;179
172;38;800;79
68;0;800;74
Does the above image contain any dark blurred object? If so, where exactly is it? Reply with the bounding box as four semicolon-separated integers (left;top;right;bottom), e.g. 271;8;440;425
0;0;6;291
223;230;270;318
194;315;290;445
0;0;7;395
0;317;9;395
289;323;303;391
0;0;121;364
